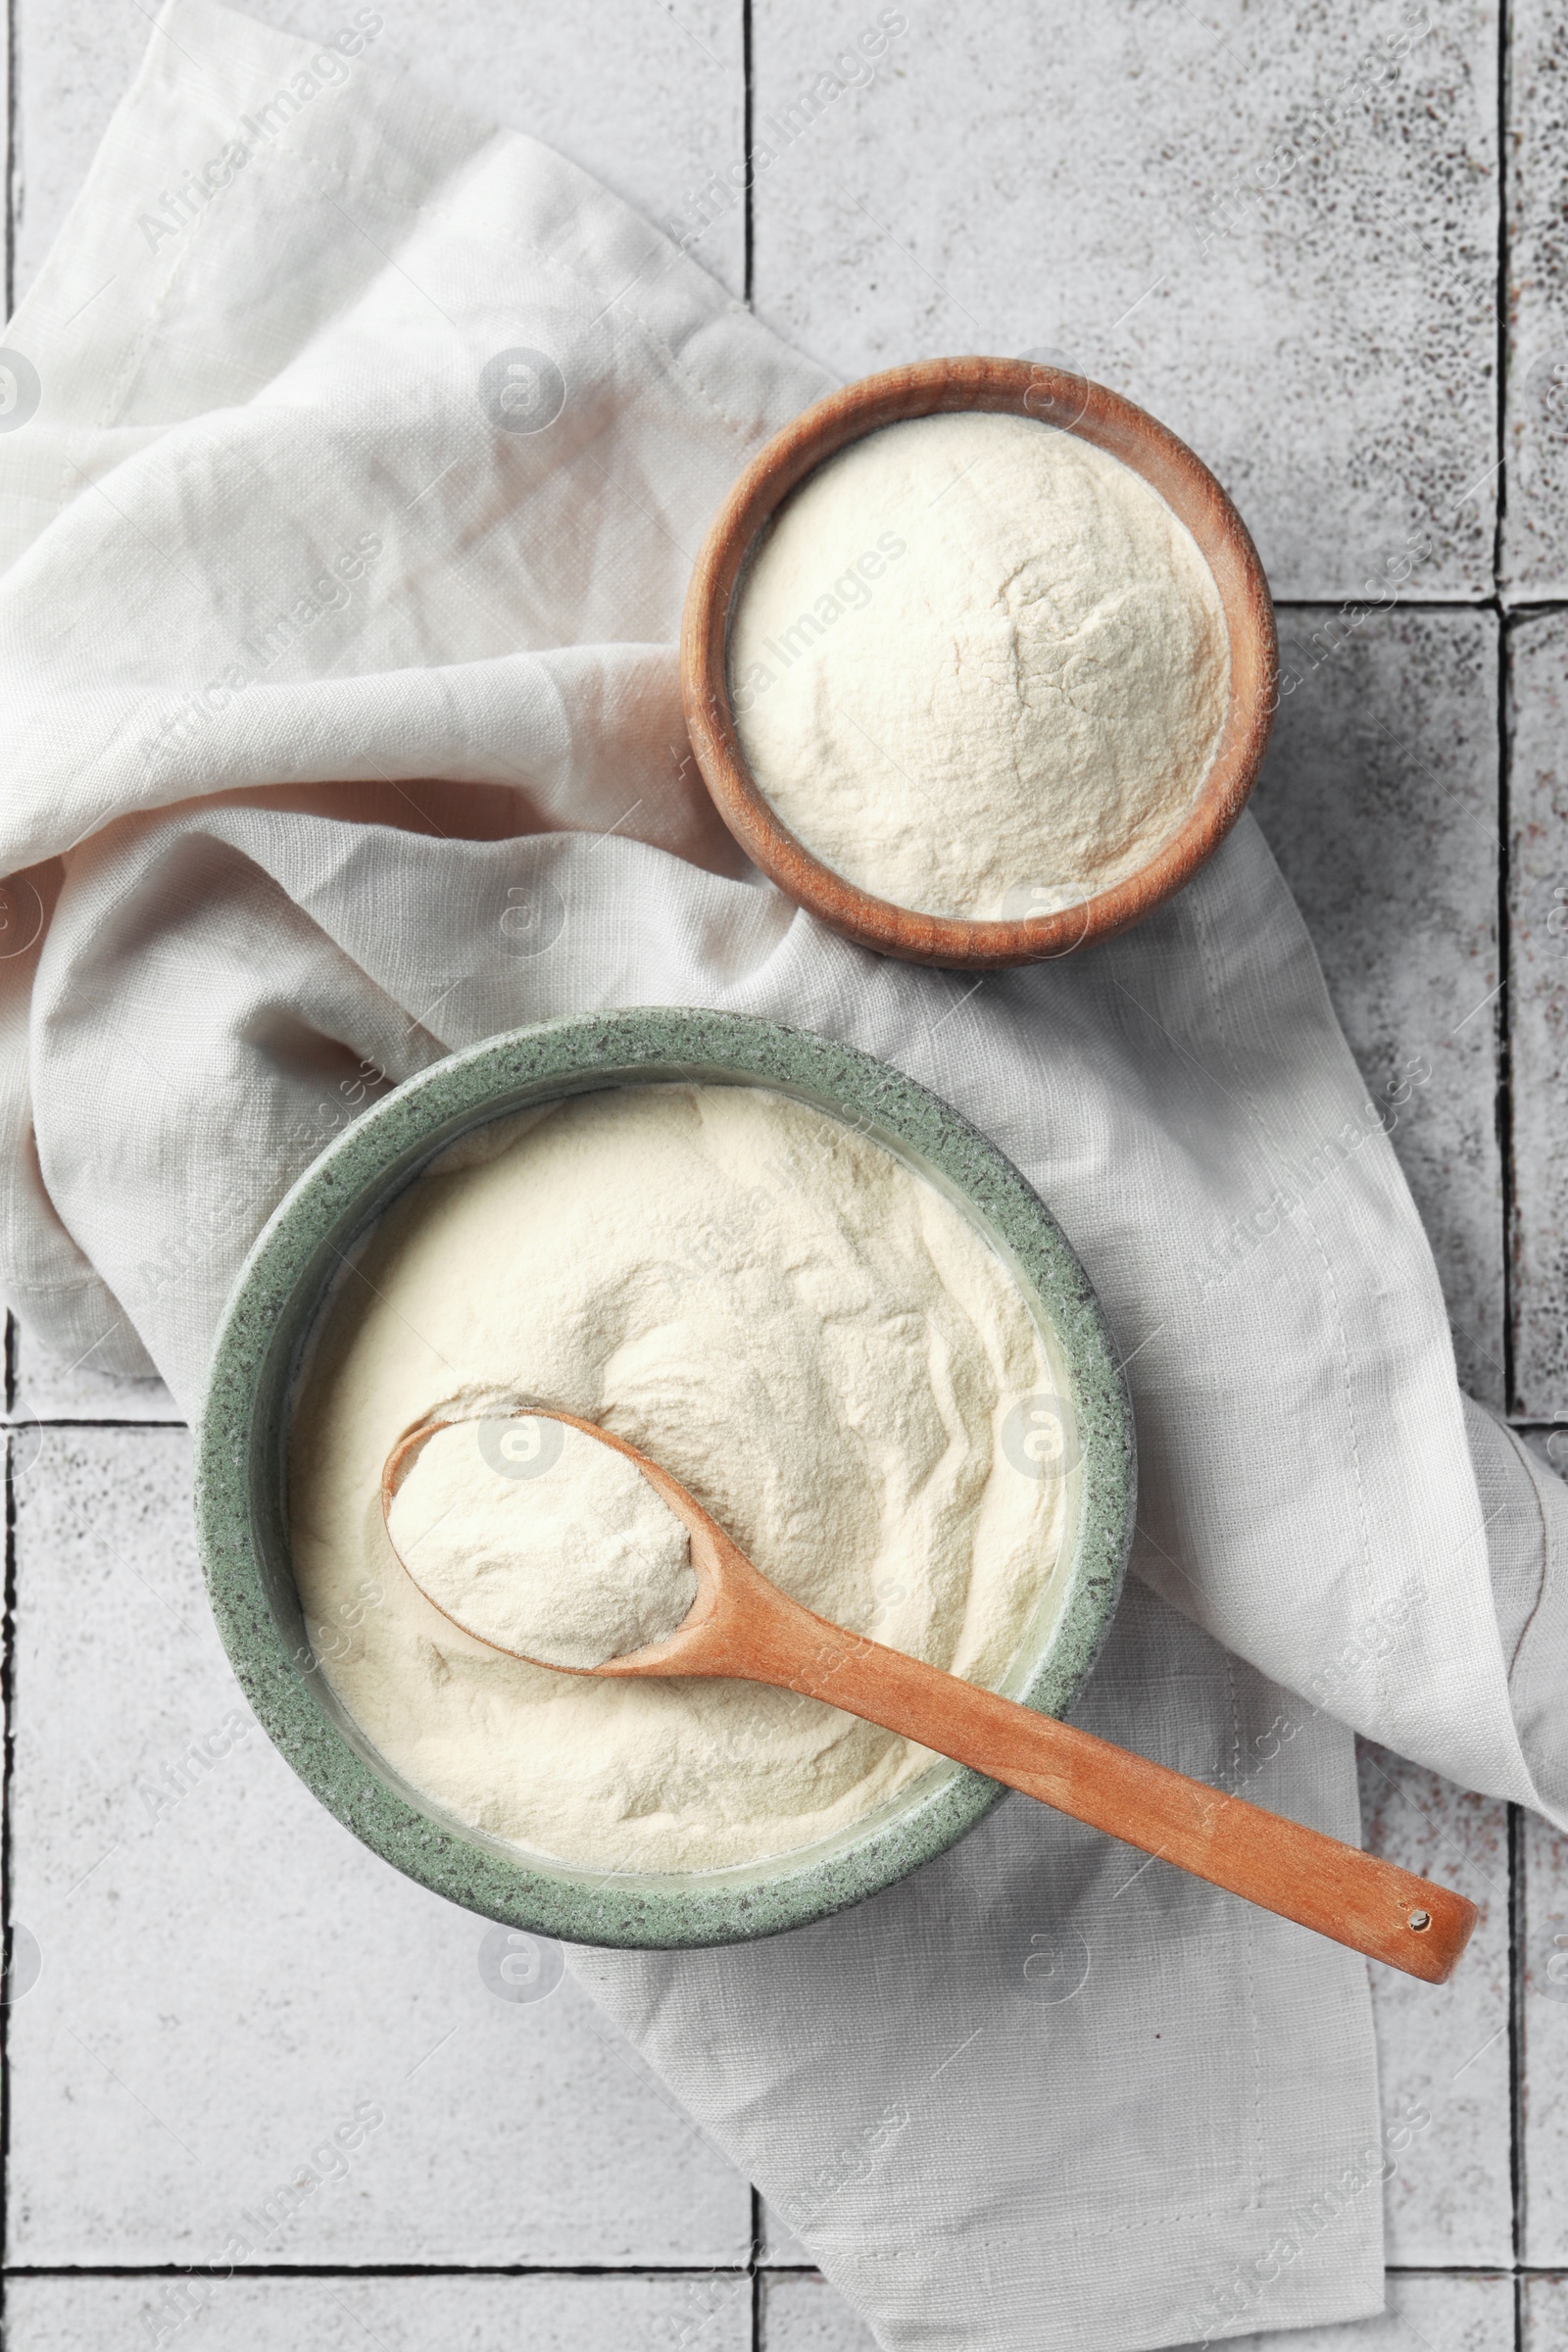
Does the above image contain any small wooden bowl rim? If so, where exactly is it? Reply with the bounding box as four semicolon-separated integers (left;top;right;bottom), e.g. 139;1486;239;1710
680;355;1279;970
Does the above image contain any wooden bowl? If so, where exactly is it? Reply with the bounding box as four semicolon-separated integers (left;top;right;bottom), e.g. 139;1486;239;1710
680;356;1278;969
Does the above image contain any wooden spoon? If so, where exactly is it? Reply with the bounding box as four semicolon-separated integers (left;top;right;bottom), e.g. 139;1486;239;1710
382;1408;1477;1984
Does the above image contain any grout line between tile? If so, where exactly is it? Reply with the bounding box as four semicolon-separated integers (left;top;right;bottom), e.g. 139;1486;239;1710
1272;596;1568;613
741;0;754;310
1494;0;1518;1427
1279;596;1505;611
750;2184;762;2352
4;2262;1556;2286
1385;2265;1531;2277
6;2262;1558;2278
1277;597;1568;614
1511;1799;1527;2270
1;2262;761;2279
0;1420;185;1432
1499;589;1518;1416
1273;595;1568;615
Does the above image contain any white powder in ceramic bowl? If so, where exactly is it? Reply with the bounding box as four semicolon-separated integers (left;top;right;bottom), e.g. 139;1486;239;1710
289;1084;1070;1877
727;409;1231;919
386;1416;697;1669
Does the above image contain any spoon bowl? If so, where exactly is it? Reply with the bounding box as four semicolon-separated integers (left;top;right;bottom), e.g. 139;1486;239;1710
385;1407;1478;1985
381;1405;744;1676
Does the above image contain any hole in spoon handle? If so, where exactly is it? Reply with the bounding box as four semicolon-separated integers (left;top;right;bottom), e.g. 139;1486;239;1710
1373;1878;1476;1983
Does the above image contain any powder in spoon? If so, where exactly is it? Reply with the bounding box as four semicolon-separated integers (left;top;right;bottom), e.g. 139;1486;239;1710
727;409;1231;919
386;1415;696;1668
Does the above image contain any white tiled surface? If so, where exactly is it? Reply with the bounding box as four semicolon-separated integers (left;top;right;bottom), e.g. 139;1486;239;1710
6;1429;754;2268
4;2272;756;2351
1522;1809;1568;2265
6;1323;175;1425
751;0;1500;600
1509;614;1568;1417
760;2270;1517;2352
1172;2273;1519;2352
1501;0;1568;600
1525;2274;1568;2352
6;0;1567;2347
1251;610;1505;1407
1356;1744;1512;2266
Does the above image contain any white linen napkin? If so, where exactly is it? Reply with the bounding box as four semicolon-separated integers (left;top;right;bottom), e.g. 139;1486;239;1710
2;7;1563;2346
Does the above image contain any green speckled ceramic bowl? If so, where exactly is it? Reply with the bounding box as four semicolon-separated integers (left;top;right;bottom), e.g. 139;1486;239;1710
196;1007;1134;1948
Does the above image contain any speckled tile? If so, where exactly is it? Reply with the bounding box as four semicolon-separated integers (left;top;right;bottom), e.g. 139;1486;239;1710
752;0;1499;597
760;2271;1516;2352
5;1426;754;2265
1507;612;1568;1418
13;0;745;303
1357;1741;1513;2264
3;2272;755;2351
1525;2273;1568;2352
1522;1806;1568;2263
6;1312;177;1425
1501;0;1568;599
1250;610;1505;1406
1175;2272;1515;2352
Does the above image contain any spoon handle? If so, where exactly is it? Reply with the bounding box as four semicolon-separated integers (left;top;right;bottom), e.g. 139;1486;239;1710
781;1622;1476;1983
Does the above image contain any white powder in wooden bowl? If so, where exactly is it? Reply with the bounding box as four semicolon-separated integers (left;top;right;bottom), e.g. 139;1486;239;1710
289;1084;1069;1876
727;410;1231;919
